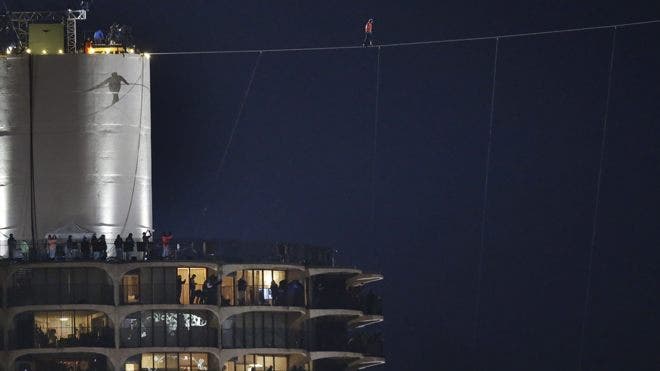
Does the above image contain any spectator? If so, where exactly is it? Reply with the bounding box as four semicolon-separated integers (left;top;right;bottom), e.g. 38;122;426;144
270;280;279;305
142;230;151;260
161;232;173;259
106;235;118;261
176;275;186;304
97;234;107;260
8;233;17;260
81;236;90;259
91;233;99;259
84;37;93;54
237;275;247;305
113;234;123;260
93;29;105;44
66;235;77;260
47;235;57;260
124;233;135;261
189;274;197;304
279;279;288;305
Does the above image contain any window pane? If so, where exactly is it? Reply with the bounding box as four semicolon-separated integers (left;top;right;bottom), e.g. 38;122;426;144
244;313;254;347
141;353;154;369
274;356;287;371
166;353;178;371
179;352;191;367
153;353;166;369
166;312;178;347
191;353;208;371
141;311;153;346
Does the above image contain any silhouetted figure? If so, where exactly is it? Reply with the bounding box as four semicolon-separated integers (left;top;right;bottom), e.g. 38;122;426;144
124;233;134;261
237;276;247;305
81;236;90;259
99;235;108;260
92;72;129;105
66;235;77;260
142;230;151;260
7;233;16;260
270;280;279;305
189;274;197;304
176;274;186;304
91;233;100;259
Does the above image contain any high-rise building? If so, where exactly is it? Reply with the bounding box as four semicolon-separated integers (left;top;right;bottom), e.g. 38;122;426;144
0;26;384;371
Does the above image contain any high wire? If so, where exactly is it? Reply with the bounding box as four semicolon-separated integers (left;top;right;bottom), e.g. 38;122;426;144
149;19;660;56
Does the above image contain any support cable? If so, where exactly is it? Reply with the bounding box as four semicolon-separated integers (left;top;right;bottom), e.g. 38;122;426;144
369;47;382;266
577;27;617;371
28;55;37;251
472;37;499;365
121;57;147;235
149;19;659;56
197;51;263;225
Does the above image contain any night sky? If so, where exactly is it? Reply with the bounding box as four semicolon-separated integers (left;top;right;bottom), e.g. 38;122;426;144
6;0;660;369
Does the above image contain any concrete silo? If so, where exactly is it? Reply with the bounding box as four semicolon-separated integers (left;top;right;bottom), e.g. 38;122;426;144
0;53;152;241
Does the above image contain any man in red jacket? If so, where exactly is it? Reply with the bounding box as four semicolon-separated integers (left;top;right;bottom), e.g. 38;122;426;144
363;18;375;47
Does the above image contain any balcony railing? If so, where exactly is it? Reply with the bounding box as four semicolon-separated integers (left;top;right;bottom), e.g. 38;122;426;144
120;283;220;305
9;328;114;349
221;285;306;307
0;238;336;266
7;283;114;306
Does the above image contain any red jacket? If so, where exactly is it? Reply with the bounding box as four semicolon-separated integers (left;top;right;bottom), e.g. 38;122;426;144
365;21;373;34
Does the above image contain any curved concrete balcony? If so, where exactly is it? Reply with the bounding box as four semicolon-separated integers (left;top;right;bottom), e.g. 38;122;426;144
7;347;114;369
348;314;384;329
349;356;386;370
220;305;306;323
308;308;363;319
219;348;307;366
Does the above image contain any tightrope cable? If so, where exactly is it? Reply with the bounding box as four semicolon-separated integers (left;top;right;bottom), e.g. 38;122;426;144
577;27;617;371
149;19;659;56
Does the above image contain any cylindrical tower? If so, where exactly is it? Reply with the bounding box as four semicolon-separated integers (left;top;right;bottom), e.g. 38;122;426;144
0;56;31;242
0;53;152;240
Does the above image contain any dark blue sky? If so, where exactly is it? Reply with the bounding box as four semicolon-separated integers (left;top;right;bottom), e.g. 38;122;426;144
8;0;660;369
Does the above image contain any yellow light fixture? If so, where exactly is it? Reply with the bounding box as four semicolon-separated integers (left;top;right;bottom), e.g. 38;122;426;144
26;48;32;54
41;49;47;54
144;53;151;59
58;49;64;54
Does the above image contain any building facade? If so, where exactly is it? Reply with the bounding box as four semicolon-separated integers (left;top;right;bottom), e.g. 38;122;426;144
0;241;384;371
1;47;383;371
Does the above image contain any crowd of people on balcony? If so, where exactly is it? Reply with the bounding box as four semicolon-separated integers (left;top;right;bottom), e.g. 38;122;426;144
2;233;337;266
2;230;203;263
223;278;305;307
27;325;113;349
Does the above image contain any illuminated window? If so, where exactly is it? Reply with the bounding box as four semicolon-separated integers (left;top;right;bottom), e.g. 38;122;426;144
177;267;207;304
122;274;140;303
129;353;209;371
